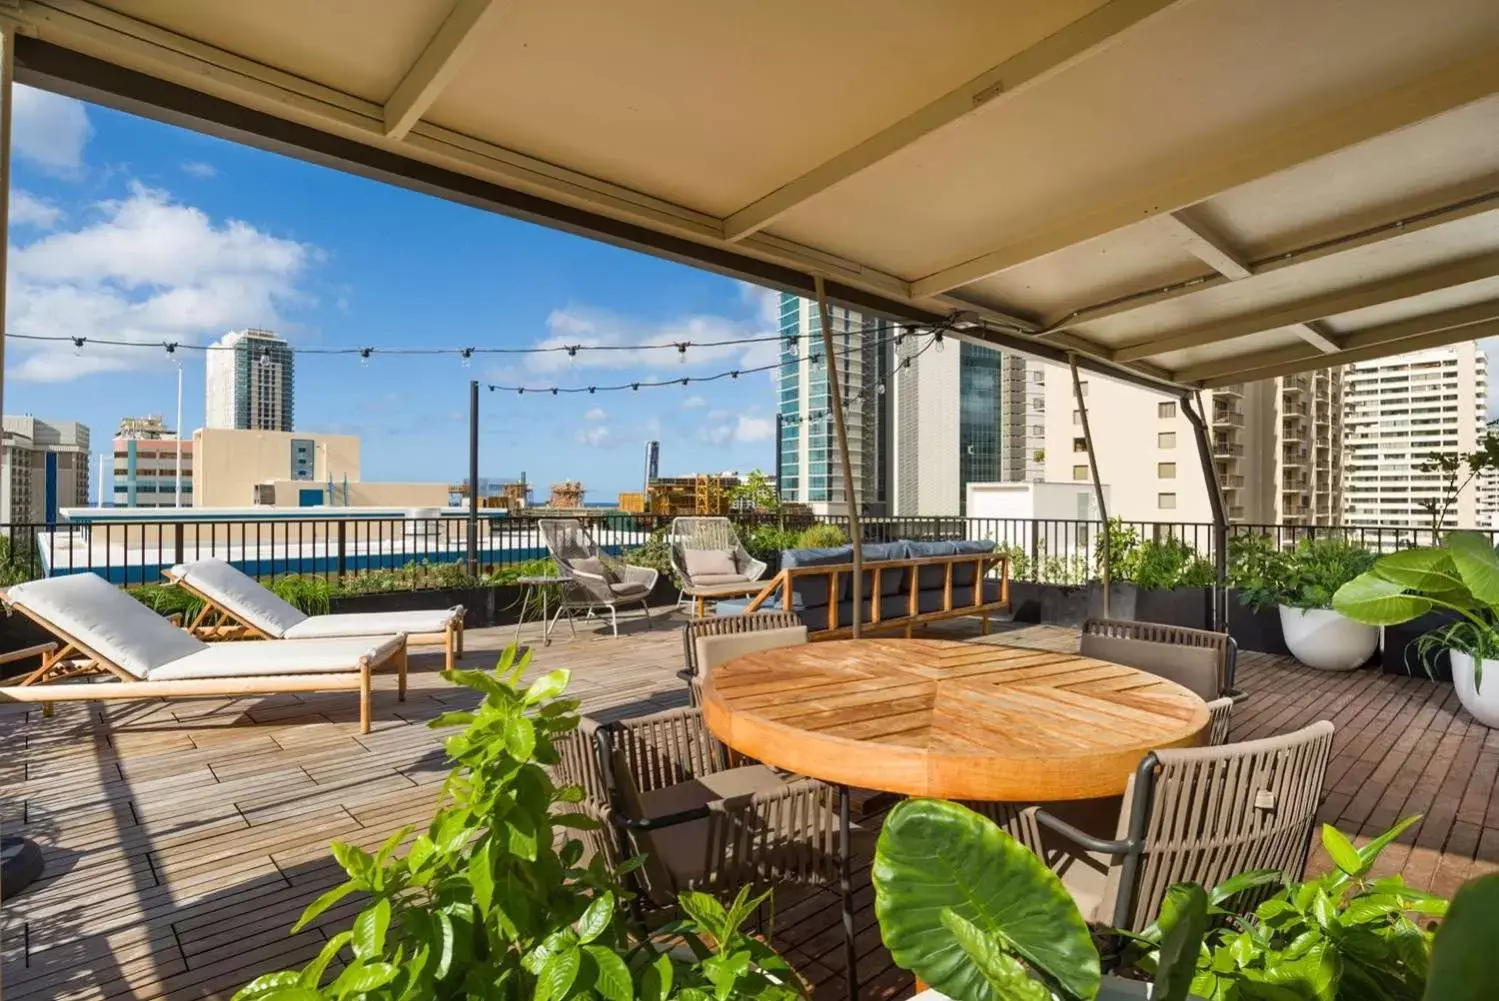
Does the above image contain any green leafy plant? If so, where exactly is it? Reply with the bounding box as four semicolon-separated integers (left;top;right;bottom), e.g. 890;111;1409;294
336;560;483;596
1228;532;1288;610
1093;518;1141;584
268;574;334;615
794;523;847;549
740;524;802;563
1415;420;1499;539
1132;537;1215;591
1238;536;1374;611
129;582;205;620
1334;531;1499;690
727;469;780;513
485;556;560;585
1126;816;1445;1000
622;527;676;585
236;650;802;1001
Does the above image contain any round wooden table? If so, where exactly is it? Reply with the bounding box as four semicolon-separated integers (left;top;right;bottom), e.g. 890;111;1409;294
702;637;1210;802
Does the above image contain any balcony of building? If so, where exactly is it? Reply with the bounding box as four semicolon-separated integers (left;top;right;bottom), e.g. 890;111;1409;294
1214;383;1245;399
1212;404;1245;427
1283;446;1309;467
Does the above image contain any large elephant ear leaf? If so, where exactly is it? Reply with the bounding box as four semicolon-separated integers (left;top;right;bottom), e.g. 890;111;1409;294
1423;873;1499;1000
1332;573;1430;626
871;799;1100;1001
1446;532;1499;605
1372;548;1466;594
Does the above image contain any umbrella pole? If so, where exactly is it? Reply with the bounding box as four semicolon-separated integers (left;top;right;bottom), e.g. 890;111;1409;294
814;276;864;639
1069;354;1110;618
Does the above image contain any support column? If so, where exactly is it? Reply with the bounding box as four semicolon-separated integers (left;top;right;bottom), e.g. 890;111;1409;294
0;29;12;450
814;276;863;638
467;379;479;576
1069;355;1110;618
1182;391;1228;631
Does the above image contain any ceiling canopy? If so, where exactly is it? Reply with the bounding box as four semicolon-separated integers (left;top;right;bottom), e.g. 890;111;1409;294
9;0;1499;393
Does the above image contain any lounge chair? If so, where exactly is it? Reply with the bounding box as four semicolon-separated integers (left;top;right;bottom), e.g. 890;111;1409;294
0;573;408;733
668;517;767;610
165;558;464;670
539;518;658;637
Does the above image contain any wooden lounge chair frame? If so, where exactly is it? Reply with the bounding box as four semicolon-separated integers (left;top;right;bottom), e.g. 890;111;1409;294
167;570;463;671
0;600;407;734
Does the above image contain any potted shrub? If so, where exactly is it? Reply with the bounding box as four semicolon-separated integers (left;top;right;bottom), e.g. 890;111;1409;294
1224;533;1289;656
1087;522;1213;630
1335;532;1499;727
1240;536;1377;671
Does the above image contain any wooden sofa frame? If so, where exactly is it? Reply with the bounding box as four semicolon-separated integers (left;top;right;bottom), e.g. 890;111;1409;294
743;552;1009;639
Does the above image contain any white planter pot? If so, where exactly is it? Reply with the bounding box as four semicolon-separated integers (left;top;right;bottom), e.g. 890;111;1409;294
913;978;1194;1000
1450;651;1499;728
1278;606;1379;671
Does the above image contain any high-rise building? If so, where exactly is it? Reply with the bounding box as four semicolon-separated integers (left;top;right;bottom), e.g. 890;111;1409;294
776;294;890;515
1043;368;1343;525
205;328;295;432
1;416;90;525
1343;342;1493;532
113;415;193;508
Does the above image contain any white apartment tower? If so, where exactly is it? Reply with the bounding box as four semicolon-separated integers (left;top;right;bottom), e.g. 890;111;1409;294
1;416;90;525
1343;342;1493;531
1043;368;1343;525
205;329;295;432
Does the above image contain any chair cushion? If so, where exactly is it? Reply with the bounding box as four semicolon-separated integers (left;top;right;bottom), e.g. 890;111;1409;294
690;573;752;587
634;765;788;893
684;549;737;578
694;626;808;677
169;559;308;637
609;582;650;598
146;635;404;681
950;540;997;586
1080;633;1223;700
781;545;853;605
6;573;206;679
860;542;909;597
284;607;462;639
907;541;959;589
572;557;618;582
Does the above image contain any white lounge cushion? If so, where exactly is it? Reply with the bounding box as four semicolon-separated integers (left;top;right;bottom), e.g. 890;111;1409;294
6;573;205;679
684;549;738;578
147;635;405;681
284;608;461;639
168;559;308;637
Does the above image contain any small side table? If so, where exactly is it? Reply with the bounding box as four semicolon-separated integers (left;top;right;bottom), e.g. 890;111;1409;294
513;575;574;647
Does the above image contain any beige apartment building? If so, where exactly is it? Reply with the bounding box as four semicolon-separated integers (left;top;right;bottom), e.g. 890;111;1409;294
192;428;447;509
1343;342;1494;532
1043;366;1343;526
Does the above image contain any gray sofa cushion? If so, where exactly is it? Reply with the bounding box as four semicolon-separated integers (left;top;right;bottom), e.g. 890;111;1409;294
950;539;998;586
907;541;958;589
781;545;852;605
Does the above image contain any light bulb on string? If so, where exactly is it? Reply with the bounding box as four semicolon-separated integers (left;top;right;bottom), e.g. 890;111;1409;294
566;345;578;365
677;342;688;364
460;348;474;368
588;386;597;394
680;378;689;387
933;331;945;353
72;337;85;356
517;387;525;395
631;383;640;393
551;388;558;396
784;335;798;358
877;382;886;395
730;370;740;380
359;348;373;367
259;350;273;370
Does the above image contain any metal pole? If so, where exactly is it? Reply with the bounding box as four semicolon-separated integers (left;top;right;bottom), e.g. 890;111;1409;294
1069;355;1110;618
774;411;784;506
0;30;12;484
838;783;857;1001
814;276;863;638
1182;392;1228;631
468;379;479;577
175;360;184;507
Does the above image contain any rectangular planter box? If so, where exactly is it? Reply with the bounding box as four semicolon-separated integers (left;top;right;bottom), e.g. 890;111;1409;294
1006;581;1090;627
330;587;500;628
1227;590;1289;657
1381;609;1457;682
1087;582;1211;631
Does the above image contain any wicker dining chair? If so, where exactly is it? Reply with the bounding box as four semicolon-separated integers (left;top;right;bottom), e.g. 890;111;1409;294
1206;696;1234;746
1080;618;1242;702
1027;719;1335;933
677;612;806;706
595;706;859;909
548;719;621;872
538;518;659;637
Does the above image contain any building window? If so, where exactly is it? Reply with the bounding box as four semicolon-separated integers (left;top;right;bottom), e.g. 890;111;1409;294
1158;462;1176;478
1073;437;1088;453
1158;492;1177;510
1158;402;1176;419
1073;464;1089;481
1158;432;1176;448
1078;381;1088;396
1073;409;1082;425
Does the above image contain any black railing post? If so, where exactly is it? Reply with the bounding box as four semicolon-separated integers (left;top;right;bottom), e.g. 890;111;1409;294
337;519;347;580
173;521;184;568
467;379;480;577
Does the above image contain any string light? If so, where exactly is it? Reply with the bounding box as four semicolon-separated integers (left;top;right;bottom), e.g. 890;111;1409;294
784;335;798;357
460;348;474;367
359;347;373;366
72;337;85;356
934;331;945;353
677;342;688;364
258;350;273;369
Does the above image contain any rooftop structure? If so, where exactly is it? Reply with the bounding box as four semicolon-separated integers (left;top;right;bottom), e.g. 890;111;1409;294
205;329;295;432
0;416;90;526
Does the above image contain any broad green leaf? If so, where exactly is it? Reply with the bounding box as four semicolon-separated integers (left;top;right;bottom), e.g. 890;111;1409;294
429;710;475;729
1423;872;1499;1000
583;944;634;1001
291;880;357;933
375;825;412;865
1332;573;1431;625
434;910;457;980
1358;815;1421;868
679;891;729;944
1447;532;1499;604
468;841;495;915
234;971;303;999
524;669;571;706
640;952;674;1001
1372;547;1465;593
938;909;1051;1001
329;842;374;884
505;715;537;760
871;799;1100;1001
538;947;582;1001
352;897;391;957
1320;824;1364;877
506;808;540;861
331;961;398;993
1209;869;1283;907
1262;942;1340;1001
577;892;615;944
1153;884;1209;1001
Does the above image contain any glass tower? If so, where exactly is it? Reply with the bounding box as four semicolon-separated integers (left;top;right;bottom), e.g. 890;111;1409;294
958;341;1004;514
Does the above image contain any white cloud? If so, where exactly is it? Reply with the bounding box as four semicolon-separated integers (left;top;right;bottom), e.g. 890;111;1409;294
14;85;91;173
707;408;730;421
696;425;733;446
735;415;775;443
528;306;775;375
11;191;61;229
583;407;607;421
682;395;706;409
182;161;218;179
575;425;614;447
738;281;780;326
9;182;316;381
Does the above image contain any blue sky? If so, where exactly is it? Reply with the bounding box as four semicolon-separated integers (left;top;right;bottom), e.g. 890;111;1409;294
5;86;781;500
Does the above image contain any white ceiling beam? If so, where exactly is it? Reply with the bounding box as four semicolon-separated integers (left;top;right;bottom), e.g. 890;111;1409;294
1111;251;1499;363
383;0;498;140
1177;298;1499;384
720;0;1181;242
1198;316;1499;390
910;44;1499;298
1160;211;1251;279
1290;322;1340;354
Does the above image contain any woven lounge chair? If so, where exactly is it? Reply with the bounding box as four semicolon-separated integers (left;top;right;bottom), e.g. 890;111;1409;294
539;518;658;637
0;573;407;733
1027;719;1335;932
165;558;464;670
595;706;866;910
1080;618;1242;701
668;517;767;610
677;612;805;706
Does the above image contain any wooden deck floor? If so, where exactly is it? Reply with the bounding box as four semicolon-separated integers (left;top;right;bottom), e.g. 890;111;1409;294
2;618;1497;1000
